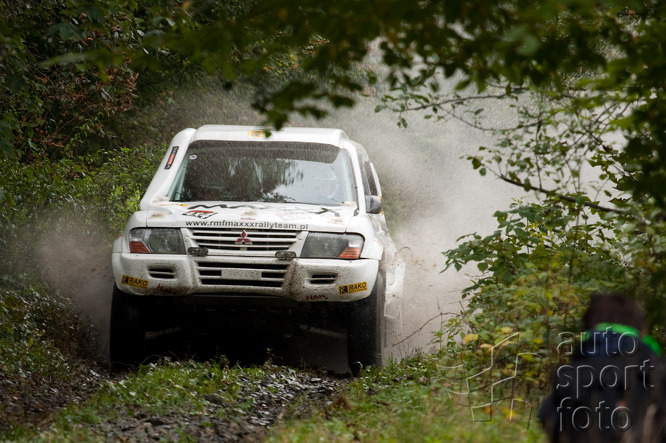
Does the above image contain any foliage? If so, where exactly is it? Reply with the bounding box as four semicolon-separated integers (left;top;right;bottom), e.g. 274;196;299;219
61;0;662;209
0;0;321;162
0;0;146;159
366;1;666;371
0;276;88;376
4;1;666;200
433;81;666;396
0;141;161;432
443;200;628;377
0;275;96;433
0;144;162;272
439;86;666;324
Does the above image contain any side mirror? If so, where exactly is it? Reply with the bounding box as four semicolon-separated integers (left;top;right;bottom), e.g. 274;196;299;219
366;195;383;214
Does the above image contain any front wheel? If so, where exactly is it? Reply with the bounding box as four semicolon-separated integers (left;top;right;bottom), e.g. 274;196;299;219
109;285;145;367
347;272;385;375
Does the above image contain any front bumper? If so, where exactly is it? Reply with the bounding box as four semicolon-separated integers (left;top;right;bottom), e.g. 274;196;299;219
111;252;379;302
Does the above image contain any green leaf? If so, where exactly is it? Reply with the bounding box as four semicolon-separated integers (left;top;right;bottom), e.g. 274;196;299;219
80;5;105;23
366;69;378;85
47;22;82;41
0;120;13;157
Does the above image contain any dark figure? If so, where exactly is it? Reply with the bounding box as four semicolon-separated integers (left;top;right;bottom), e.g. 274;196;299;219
540;293;666;442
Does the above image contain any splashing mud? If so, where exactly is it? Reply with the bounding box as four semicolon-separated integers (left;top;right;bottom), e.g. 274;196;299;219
37;216;114;360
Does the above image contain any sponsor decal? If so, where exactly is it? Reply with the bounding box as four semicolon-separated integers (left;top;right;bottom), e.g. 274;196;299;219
314;207;337;215
236;230;252;245
165;146;178;169
156;283;178;295
248;129;266;137
122;275;149;289
306;294;327;301
184;210;216;219
184;219;308;230
277;211;313;222
158;202;189;207
338;281;368;295
189;203;268;210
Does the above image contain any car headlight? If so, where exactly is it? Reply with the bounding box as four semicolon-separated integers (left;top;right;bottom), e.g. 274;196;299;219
129;228;185;254
301;233;364;259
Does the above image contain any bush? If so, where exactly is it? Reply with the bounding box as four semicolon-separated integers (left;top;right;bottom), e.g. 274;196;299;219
0;145;162;275
441;200;630;390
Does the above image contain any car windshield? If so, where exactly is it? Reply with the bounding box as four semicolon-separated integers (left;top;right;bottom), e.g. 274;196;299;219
168;141;357;205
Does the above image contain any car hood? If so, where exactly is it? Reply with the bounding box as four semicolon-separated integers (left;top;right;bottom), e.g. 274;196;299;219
144;201;358;233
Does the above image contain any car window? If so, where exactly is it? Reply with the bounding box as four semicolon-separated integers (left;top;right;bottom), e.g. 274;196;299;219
363;161;379;196
369;163;382;198
168;141;357;205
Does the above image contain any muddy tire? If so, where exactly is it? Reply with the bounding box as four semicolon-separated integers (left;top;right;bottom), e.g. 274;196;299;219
347;272;385;375
109;285;145;367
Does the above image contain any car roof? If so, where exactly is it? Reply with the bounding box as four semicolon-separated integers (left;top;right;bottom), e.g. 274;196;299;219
191;125;352;148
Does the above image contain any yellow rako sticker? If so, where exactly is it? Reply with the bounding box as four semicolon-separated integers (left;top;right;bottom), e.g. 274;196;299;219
247;130;266;138
121;275;149;289
338;281;368;295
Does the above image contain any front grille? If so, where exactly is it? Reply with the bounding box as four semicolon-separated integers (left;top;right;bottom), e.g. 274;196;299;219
189;228;298;252
196;261;290;288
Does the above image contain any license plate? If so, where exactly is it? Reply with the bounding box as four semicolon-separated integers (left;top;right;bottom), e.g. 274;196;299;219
221;268;262;280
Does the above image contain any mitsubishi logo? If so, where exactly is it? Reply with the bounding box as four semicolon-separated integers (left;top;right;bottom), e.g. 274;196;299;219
235;230;252;245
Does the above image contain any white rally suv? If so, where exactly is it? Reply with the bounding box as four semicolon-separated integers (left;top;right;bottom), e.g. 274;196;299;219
111;125;403;371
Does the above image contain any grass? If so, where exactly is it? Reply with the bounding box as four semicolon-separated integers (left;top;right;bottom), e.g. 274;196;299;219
48;360;254;434
5;359;334;441
268;354;548;442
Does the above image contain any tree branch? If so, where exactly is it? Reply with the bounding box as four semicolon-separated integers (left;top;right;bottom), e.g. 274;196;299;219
496;174;627;214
